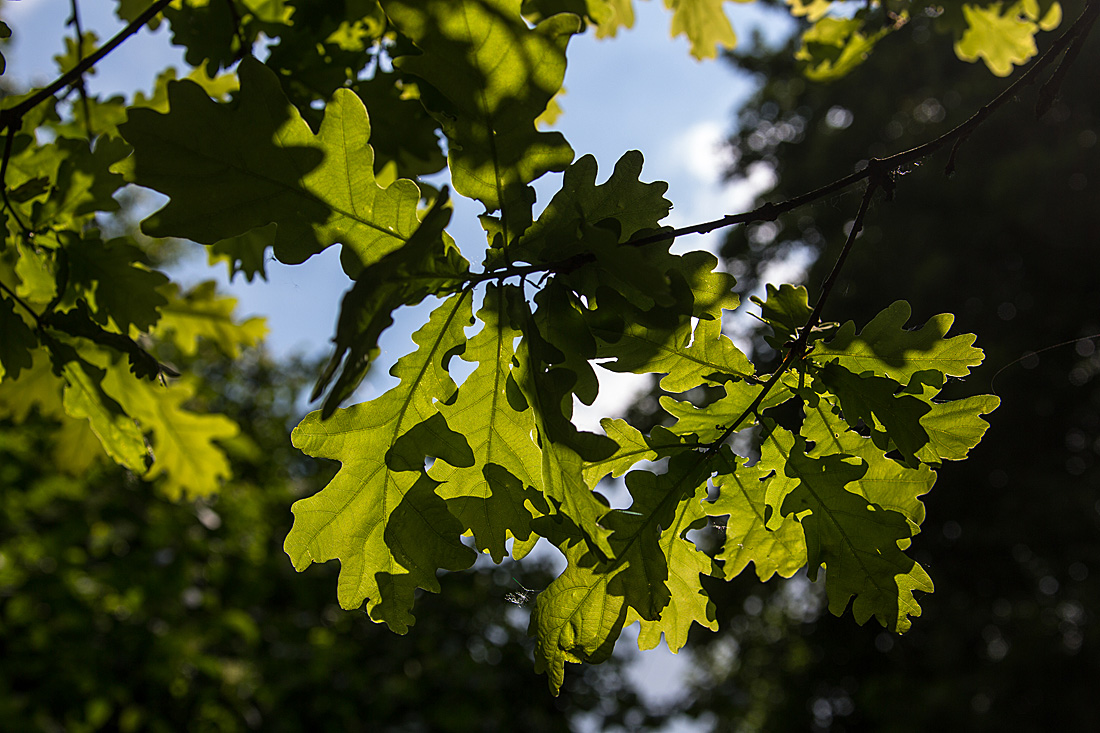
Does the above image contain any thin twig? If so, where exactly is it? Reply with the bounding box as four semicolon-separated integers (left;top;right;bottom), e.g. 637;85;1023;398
0;280;46;330
0;130;32;235
67;0;93;137
1037;2;1099;117
626;0;1100;250
0;0;173;134
704;176;882;452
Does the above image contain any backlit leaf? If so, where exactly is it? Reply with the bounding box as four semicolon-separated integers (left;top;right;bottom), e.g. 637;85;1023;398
121;57;425;276
151;282;266;359
812;300;984;385
0;296;36;383
382;0;579;239
285;293;477;630
431;284;544;561
955;1;1062;76
761;426;933;633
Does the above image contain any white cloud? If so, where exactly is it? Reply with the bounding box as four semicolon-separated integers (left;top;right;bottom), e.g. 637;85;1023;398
573;368;653;433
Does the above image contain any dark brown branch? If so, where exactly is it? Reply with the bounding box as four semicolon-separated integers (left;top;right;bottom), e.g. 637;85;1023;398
627;0;1100;250
802;169;882;337
0;0;174;134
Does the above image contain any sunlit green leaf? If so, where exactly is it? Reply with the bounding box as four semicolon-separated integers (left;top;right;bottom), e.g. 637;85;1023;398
761;426;933;633
812;300;984;385
101;369;238;499
151;282;266;359
122;57;425;276
431;284;543;561
665;0;742;60
286;293;477;630
955;1;1062;76
382;0;579;240
0;296;37;383
709;447;807;581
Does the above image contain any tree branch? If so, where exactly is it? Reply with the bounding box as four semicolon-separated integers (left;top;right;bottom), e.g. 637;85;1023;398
704;175;883;453
0;0;174;134
626;0;1100;249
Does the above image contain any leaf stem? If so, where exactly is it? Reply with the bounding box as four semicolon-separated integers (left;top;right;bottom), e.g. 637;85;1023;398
704;176;882;454
0;280;45;330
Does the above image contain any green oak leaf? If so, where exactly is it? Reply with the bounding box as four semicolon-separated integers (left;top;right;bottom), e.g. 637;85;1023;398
160;0;293;76
285;293;477;630
531;537;626;694
36;136;128;227
598;309;754;392
312;190;468;417
750;283;822;350
665;0;741;60
53;349;148;474
381;0;579;240
0;352;107;474
45;302;167;381
207;223;275;283
632;479;718;652
130;67;240;115
660;377;793;443
121;56;425;277
531;279;599;405
431;284;543;562
101;369;239;499
509;151;671;266
803;396;936;539
50;412;107;476
532;451;712;692
916;394;1001;464
709;447;807;581
812;300;984;385
0;348;65;423
786;0;833;22
0;296;37;383
816;362;932;465
514;286;620;474
13;240;57;305
53;93;129;141
514;323;616;556
6;177;50;203
351;73;447;183
955;1;1062;77
52;31;97;76
582;419;681;487
4;128;67;209
761;426;933;633
796;15;890;81
151;282;267;359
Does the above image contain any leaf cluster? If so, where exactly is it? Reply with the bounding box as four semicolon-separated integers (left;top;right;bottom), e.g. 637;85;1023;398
0;0;1039;692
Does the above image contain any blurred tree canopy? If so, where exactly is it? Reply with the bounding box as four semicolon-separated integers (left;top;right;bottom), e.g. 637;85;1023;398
0;345;662;730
